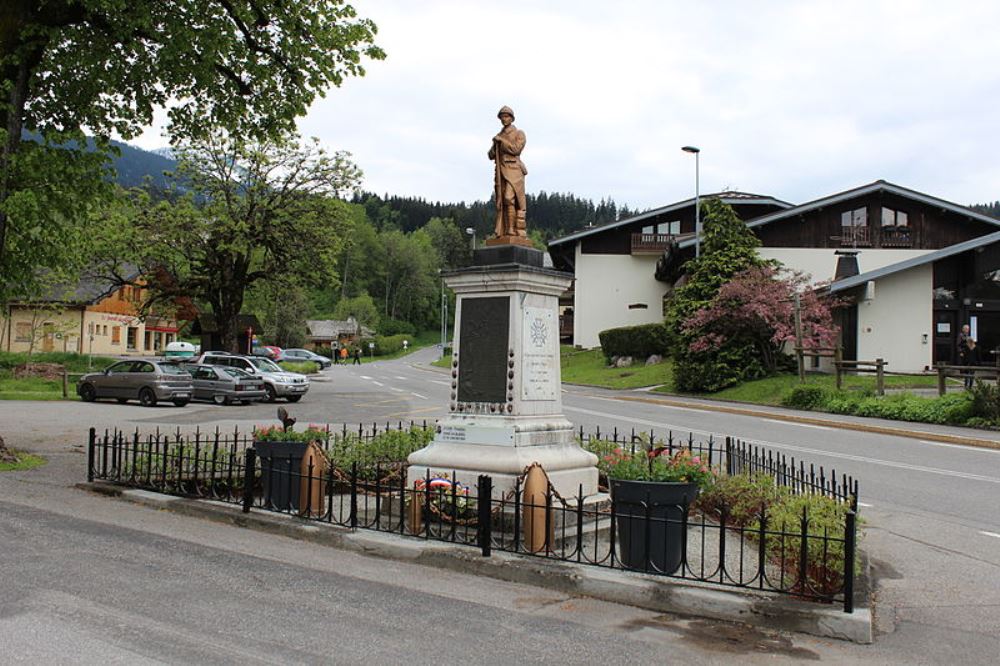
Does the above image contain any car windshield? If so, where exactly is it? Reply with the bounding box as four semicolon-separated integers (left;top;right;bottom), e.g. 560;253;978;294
221;367;252;379
248;357;282;372
160;363;190;375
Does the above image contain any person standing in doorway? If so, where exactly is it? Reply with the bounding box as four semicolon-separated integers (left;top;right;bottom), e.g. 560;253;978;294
964;337;981;389
957;324;971;358
353;347;362;365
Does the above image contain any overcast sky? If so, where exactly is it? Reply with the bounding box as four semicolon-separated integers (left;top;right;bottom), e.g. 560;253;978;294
133;0;1000;211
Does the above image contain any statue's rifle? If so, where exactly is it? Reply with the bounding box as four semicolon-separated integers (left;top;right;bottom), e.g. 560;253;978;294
493;134;504;234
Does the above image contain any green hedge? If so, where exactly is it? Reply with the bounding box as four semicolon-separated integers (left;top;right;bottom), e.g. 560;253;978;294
357;334;409;357
598;323;669;362
782;385;978;426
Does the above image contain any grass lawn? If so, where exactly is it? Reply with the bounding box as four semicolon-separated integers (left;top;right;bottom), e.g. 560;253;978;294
0;352;118;401
656;369;941;406
561;347;674;390
351;330;450;364
0;451;47;472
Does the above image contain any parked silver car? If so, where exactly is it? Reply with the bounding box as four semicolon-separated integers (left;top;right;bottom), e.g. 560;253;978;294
78;360;193;407
196;353;309;403
180;363;266;405
281;348;332;369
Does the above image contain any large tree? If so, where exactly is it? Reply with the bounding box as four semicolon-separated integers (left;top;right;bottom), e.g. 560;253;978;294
1;0;384;298
100;132;361;351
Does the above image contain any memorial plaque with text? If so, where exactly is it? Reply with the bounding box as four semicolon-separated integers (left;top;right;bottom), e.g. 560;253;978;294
457;296;509;403
521;306;557;400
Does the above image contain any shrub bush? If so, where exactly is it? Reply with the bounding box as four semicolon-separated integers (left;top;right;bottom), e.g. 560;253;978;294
357;334;409;357
278;360;320;374
782;385;832;410
598;323;670;362
970;380;1000;423
753;492;859;596
379;318;417;336
694;472;787;527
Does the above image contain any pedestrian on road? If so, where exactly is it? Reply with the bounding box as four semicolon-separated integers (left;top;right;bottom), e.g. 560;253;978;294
339;346;348;364
353;347;362;365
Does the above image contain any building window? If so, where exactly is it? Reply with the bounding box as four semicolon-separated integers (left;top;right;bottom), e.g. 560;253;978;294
881;207;908;227
841;207;867;228
144;331;152;350
126;327;137;350
111;327;121;344
628;303;648;310
14;322;31;342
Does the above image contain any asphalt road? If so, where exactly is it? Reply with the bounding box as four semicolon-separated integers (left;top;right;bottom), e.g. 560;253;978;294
2;346;999;662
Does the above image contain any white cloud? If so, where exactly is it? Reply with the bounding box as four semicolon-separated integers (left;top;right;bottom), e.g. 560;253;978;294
130;0;1000;210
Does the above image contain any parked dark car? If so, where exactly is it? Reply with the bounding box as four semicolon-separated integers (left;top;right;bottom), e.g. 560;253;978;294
197;352;309;403
280;348;332;369
78;360;193;407
180;363;266;405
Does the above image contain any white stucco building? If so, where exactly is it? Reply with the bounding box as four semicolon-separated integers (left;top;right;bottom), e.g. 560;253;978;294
548;181;1000;373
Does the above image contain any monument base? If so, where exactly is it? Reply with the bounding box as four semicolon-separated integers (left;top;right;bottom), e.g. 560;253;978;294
407;414;599;499
484;235;534;248
472;244;544;268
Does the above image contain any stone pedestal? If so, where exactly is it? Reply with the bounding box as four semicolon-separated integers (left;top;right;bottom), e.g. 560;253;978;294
407;247;598;499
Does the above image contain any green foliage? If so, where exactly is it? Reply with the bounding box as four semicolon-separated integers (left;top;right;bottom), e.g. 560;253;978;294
969;380;1000;423
781;388;976;426
664;198;770;393
694;473;788;528
278;361;319;374
591;443;716;489
94;132;360;351
753;493;858;596
332;292;379;329
379;318;417;336
598;323;670;362
328;426;435;474
782;385;833;410
0;351;117;373
357;334;409;356
673;339;765;393
0;451;48;472
1;1;384;306
253;425;329;443
246;280;310;348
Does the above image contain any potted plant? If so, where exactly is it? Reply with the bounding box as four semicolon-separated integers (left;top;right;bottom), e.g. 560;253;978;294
253;423;329;512
602;447;715;574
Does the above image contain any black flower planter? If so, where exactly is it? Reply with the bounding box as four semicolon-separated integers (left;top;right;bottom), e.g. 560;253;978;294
610;479;699;574
254;440;310;511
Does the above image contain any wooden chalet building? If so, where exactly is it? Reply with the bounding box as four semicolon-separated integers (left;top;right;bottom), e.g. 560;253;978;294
548;180;1000;372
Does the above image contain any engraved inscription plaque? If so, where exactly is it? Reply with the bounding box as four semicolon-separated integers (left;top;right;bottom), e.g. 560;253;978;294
521;306;557;400
457;296;510;403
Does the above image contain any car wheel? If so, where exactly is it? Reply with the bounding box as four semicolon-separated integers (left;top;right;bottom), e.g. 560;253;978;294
213;394;226;406
79;383;97;402
139;388;157;407
116;398;128;404
286;395;302;403
172;398;190;407
264;384;277;403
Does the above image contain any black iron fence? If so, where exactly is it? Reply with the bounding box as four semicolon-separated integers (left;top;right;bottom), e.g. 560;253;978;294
87;423;860;613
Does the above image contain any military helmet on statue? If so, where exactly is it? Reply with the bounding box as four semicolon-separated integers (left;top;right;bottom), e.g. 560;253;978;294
497;105;515;120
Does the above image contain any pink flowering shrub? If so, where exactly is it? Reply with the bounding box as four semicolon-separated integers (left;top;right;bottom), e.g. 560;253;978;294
682;266;841;374
598;447;716;489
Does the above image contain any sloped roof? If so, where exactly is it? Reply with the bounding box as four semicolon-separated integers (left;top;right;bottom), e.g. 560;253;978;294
548;191;793;247
830;229;1000;293
306;318;359;338
674;180;1000;250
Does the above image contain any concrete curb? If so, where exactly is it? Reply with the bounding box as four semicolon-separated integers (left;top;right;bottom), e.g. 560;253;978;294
78;482;873;645
613;394;1000;451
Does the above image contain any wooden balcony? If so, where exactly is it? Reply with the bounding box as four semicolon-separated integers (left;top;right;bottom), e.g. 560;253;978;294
631;233;676;254
880;226;913;248
839;226;871;248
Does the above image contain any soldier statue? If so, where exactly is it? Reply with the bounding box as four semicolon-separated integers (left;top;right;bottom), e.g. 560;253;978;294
488;105;527;240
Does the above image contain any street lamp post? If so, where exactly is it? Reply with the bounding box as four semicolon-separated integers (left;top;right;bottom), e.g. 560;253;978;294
465;227;476;250
682;146;701;257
